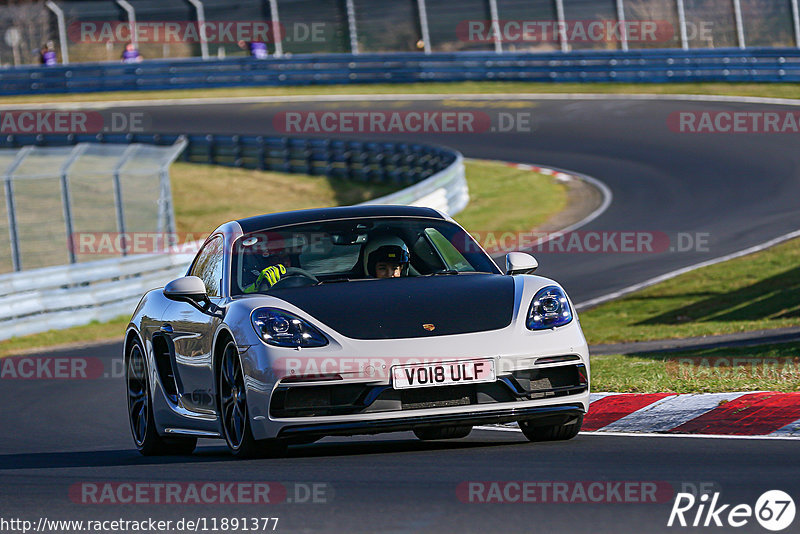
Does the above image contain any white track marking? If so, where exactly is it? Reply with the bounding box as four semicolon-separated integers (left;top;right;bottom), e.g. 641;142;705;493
576;229;800;310
589;392;616;403
769;418;800;437
599;392;747;433
583;431;800;440
7;92;800;111
473;426;800;440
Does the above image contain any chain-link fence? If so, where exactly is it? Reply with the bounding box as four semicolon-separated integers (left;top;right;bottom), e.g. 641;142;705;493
1;0;798;67
0;141;184;273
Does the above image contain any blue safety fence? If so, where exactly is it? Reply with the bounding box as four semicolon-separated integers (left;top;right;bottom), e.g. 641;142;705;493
0;132;457;187
2;47;800;95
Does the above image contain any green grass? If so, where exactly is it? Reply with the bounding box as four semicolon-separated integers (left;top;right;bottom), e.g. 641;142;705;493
579;237;800;345
7;82;800;105
592;342;800;393
0;316;130;359
170;161;402;233
454;159;566;235
0;159;562;357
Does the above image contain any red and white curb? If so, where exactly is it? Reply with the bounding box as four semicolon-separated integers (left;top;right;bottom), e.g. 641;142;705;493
583;392;800;436
505;162;575;183
482;392;800;438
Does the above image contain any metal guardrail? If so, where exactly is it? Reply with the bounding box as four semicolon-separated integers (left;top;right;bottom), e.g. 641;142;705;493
0;257;191;340
2;47;800;95
361;152;467;215
0;133;467;341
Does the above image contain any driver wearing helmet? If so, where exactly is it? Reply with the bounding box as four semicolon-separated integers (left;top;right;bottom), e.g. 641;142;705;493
363;235;410;279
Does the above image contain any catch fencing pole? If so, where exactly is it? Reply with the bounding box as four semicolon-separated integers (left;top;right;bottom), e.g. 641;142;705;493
45;1;69;64
57;144;88;265
417;0;431;54
554;0;568;52
186;0;209;59
732;0;746;49
345;0;359;55
2;147;33;272
267;0;283;57
676;0;689;49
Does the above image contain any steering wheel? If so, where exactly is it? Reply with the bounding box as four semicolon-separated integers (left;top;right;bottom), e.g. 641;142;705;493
267;267;319;290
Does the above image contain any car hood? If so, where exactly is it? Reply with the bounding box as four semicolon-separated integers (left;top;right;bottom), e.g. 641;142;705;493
269;274;515;340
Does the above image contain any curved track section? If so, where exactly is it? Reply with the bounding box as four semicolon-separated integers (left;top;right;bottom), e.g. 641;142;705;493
3;95;799;533
121;95;800;302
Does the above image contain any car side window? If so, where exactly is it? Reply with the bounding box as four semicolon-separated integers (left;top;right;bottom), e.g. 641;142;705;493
424;228;475;272
191;236;224;297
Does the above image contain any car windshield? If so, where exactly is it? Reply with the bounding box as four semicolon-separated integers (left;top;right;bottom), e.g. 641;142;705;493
230;217;500;295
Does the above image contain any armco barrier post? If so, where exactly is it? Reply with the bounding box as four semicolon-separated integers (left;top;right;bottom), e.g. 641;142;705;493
792;0;800;48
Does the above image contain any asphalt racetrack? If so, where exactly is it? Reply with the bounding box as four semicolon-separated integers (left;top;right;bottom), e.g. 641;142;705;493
2;95;800;533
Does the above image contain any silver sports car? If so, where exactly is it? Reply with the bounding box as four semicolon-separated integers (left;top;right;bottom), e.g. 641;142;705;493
125;205;590;457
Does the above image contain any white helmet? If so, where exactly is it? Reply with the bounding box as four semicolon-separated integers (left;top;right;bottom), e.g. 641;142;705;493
362;235;410;277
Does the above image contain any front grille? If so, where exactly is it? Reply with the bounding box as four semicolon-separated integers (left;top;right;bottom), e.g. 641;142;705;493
509;363;588;399
269;363;587;418
400;385;475;410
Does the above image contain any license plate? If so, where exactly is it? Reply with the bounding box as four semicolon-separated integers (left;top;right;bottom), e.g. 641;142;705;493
392;359;496;390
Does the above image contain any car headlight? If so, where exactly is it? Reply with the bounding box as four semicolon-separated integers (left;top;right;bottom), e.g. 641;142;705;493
251;308;328;348
527;285;573;330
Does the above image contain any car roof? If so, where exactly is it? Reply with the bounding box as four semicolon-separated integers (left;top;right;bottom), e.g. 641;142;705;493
235;205;446;233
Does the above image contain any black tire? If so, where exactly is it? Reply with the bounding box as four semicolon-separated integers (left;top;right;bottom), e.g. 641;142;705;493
413;426;473;441
519;413;584;442
126;337;197;456
218;340;286;459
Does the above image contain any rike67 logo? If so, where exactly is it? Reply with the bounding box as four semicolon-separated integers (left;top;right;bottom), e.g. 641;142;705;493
668;490;795;531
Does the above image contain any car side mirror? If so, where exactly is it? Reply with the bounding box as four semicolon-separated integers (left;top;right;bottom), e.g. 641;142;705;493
164;276;208;302
505;252;538;275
